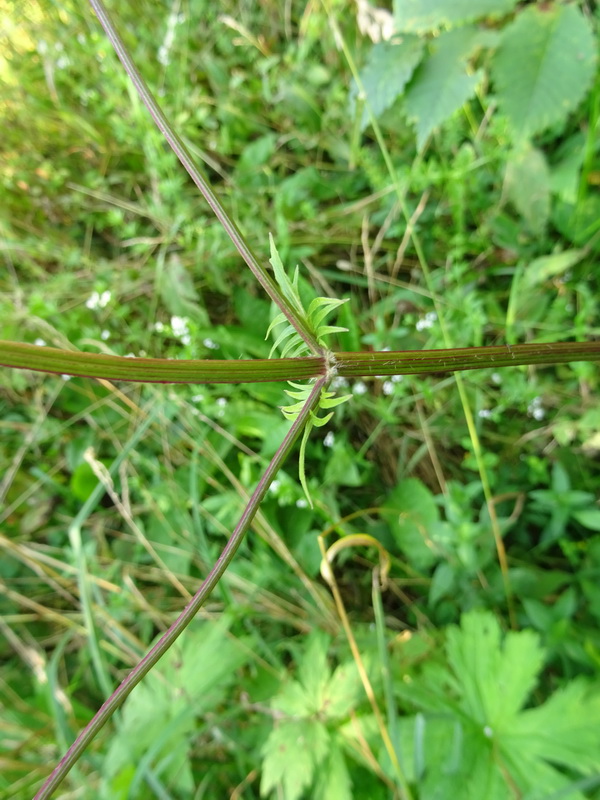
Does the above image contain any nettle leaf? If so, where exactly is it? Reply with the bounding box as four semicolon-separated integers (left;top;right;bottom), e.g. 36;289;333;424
394;0;518;33
404;27;488;150
354;35;424;131
261;719;330;800
504;145;551;234
490;4;597;141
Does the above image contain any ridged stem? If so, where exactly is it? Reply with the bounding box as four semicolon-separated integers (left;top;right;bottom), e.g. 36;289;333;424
33;376;329;800
88;0;321;354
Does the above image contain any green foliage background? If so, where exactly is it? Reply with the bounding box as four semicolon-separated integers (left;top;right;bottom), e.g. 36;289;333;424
1;0;600;798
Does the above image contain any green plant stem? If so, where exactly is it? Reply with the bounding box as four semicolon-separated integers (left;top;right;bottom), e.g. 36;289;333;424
34;376;328;800
3;340;599;384
87;0;321;354
333;341;600;376
0;341;325;383
325;4;518;623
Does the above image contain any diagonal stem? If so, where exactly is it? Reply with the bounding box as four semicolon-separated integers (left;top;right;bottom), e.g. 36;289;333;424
88;0;321;354
34;376;328;800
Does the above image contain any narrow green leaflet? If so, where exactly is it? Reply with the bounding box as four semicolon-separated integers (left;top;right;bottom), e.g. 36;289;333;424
490;5;597;141
267;238;352;505
394;0;518;33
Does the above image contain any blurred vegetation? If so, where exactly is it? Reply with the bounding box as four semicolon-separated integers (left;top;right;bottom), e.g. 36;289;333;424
1;1;600;798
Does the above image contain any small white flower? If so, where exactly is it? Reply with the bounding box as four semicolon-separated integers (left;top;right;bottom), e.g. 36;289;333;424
478;408;492;419
34;338;46;347
154;321;165;332
296;498;309;508
216;397;227;407
416;311;437;332
323;431;335;448
85;290;111;310
125;353;136;358
191;394;204;403
269;480;281;493
100;330;110;340
60;374;71;381
203;337;219;350
181;334;191;346
38;40;48;55
331;376;349;390
171;315;189;338
528;396;545;421
483;725;493;739
352;381;368;396
56;55;71;70
491;372;502;385
382;380;395;396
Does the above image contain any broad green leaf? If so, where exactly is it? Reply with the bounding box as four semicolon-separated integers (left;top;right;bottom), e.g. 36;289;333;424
573;508;600;532
404;28;486;150
508;680;600;773
386;478;440;570
446;611;544;728
490;5;597;141
104;618;249;793
504;146;551;235
313;741;353;800
394;0;518;32
355;36;424;131
261;719;330;800
523;248;586;288
297;630;332;711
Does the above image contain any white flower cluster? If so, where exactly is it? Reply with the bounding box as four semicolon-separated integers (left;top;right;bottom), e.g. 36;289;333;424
416;311;438;332
170;315;191;346
528;396;545;421
86;290;111;310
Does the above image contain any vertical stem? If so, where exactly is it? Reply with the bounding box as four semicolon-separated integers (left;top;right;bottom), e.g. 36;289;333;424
88;0;321;354
34;377;328;800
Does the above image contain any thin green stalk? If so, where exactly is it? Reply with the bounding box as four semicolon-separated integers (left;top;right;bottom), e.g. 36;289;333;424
88;0;321;354
34;377;328;800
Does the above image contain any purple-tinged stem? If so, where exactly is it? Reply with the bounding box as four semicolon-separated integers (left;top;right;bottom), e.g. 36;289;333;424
87;0;320;354
34;376;328;800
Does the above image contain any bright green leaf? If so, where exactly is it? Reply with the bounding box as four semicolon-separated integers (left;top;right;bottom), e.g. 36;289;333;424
355;36;424;131
394;0;518;33
404;28;486;150
261;720;330;800
504;145;551;234
490;5;597;141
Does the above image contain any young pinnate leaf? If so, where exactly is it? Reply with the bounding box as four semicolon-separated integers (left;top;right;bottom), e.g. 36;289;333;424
267;238;352;505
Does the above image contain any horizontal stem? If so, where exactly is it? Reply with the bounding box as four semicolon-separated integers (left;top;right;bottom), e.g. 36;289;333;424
2;340;599;385
0;341;325;383
334;341;600;377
